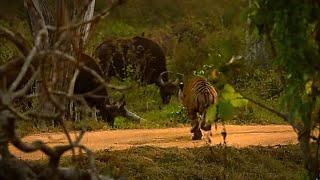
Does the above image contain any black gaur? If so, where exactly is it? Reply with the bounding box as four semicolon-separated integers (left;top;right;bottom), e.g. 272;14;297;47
96;36;182;104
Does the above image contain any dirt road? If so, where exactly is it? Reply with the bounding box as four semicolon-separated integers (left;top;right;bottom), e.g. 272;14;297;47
9;125;298;160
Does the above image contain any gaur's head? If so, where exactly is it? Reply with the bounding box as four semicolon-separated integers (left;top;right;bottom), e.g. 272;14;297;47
159;82;179;104
158;71;183;104
106;95;127;119
105;95;143;126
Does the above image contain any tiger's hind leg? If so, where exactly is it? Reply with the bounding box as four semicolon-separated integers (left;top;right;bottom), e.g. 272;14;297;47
200;119;212;131
201;122;212;131
192;128;202;140
189;111;198;133
199;112;212;143
199;111;212;131
192;112;203;140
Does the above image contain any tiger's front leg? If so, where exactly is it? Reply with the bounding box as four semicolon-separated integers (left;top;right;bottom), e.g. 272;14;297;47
190;112;202;140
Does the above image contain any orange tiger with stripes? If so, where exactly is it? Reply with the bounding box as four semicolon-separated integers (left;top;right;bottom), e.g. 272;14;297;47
179;76;218;140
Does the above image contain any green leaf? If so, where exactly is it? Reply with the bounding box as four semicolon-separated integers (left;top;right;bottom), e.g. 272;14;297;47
206;104;217;124
220;85;248;108
221;92;238;100
305;80;312;95
231;98;248;107
219;100;234;120
223;84;235;93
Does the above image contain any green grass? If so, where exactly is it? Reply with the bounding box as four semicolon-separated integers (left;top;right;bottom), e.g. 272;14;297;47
108;79;286;130
107;82;187;129
4;0;288;134
0;1;307;179
16;74;287;136
53;145;305;179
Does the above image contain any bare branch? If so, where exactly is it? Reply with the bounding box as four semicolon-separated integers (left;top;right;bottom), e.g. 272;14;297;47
239;94;300;133
46;11;109;32
51;50;130;90
53;31;70;49
5;116;87;169
41;66;66;112
0;26;31;57
9;28;47;92
78;0;96;21
80;0;96;43
241;95;288;120
68;69;79;96
27;91;87;103
7;106;30;121
8;47;37;92
46;1;122;33
79;85;104;96
25;111;59;120
57;116;76;161
12;138;56;156
12;69;40;98
49;91;89;108
0;0;130;178
24;0;50;39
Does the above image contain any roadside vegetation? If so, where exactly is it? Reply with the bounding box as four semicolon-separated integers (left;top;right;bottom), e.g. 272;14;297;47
2;0;318;179
1;0;286;135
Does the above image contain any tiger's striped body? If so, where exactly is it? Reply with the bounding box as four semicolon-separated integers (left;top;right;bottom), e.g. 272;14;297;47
179;76;218;140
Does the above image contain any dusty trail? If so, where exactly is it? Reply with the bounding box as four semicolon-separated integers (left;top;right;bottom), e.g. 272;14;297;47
9;125;298;160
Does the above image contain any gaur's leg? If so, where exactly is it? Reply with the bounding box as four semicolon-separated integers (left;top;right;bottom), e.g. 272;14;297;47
95;98;114;127
101;107;114;127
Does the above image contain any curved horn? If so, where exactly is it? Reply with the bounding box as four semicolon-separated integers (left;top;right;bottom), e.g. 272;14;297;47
105;104;115;109
124;107;143;122
158;71;169;86
226;55;243;66
159;71;185;86
107;84;132;91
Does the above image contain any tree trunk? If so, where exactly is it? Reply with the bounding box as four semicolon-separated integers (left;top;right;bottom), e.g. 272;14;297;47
81;0;95;46
24;0;96;125
24;0;53;44
298;128;318;179
245;0;270;64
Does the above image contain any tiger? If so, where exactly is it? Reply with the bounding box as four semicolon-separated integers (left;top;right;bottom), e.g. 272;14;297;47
179;76;218;140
